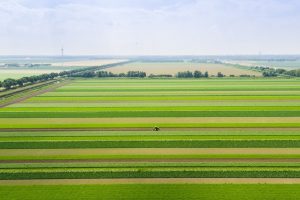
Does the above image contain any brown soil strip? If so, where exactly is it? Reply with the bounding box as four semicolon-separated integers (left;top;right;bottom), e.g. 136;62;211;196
1;158;300;164
1;178;300;185
0;80;71;108
0;127;299;132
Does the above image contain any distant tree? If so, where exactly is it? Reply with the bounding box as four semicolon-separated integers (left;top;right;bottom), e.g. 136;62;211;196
204;71;209;78
217;72;224;77
16;79;24;87
118;73;126;77
127;71;146;78
262;70;277;77
177;71;193;78
194;70;202;78
2;78;17;89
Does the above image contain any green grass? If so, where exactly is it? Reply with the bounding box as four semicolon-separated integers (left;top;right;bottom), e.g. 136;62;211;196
2;162;300;179
3;106;300;111
26;95;300;101
10;101;300;107
2;167;300;179
4;135;300;140
1;154;300;161
1;184;300;200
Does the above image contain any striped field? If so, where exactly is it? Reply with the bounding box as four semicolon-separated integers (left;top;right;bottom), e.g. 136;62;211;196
0;78;300;199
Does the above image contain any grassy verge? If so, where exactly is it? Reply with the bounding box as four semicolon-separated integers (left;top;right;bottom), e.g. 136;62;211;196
1;154;300;161
2;168;300;179
2;140;300;148
0;184;300;200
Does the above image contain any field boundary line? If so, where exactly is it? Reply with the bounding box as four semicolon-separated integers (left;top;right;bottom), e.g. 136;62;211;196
2;158;300;163
1;178;300;185
0;127;300;132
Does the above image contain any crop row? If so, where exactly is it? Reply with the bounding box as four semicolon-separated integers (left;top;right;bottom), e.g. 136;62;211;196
1;130;299;137
3;106;300;112
12;101;300;107
2;168;300;179
2;140;300;149
0;123;299;129
0;111;300;118
3;135;300;141
2;184;300;200
1;154;300;161
55;87;300;92
3;162;300;170
27;95;300;101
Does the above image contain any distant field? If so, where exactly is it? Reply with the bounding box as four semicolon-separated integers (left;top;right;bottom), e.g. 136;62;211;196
0;69;62;81
107;62;262;76
52;59;127;67
228;60;300;69
0;59;127;81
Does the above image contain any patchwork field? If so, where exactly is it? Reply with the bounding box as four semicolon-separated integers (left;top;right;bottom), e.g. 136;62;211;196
107;62;262;76
0;78;300;199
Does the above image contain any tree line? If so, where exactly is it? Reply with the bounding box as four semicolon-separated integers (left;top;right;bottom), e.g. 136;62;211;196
176;70;209;78
70;71;147;78
251;66;300;77
0;61;131;90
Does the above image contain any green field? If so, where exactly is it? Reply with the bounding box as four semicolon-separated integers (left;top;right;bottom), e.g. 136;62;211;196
0;78;300;199
1;184;300;200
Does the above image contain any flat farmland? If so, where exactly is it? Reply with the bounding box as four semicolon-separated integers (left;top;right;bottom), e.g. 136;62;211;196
1;78;300;200
0;69;62;81
52;59;127;67
106;62;262;76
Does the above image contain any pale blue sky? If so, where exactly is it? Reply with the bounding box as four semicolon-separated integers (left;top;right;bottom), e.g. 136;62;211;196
0;0;300;55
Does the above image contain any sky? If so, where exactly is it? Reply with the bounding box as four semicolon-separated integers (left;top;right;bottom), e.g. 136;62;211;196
0;0;300;55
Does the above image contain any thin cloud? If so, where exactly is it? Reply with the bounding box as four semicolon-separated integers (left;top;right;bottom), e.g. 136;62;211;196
0;0;300;55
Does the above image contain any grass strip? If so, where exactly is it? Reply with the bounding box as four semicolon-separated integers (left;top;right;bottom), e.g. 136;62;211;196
1;184;300;200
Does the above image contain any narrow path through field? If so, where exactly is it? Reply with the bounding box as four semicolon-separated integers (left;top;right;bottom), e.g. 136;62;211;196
0;127;299;132
2;158;300;163
1;178;300;185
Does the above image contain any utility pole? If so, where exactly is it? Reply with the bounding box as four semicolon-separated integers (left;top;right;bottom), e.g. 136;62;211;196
61;47;64;57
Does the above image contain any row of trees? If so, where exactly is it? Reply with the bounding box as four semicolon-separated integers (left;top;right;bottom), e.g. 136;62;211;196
149;74;173;78
0;67;102;90
70;71;147;78
252;66;300;77
176;71;209;78
0;72;59;90
0;61;132;90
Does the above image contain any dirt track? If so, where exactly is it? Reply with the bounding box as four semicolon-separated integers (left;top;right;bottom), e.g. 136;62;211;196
0;127;299;132
1;178;300;185
1;158;300;164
